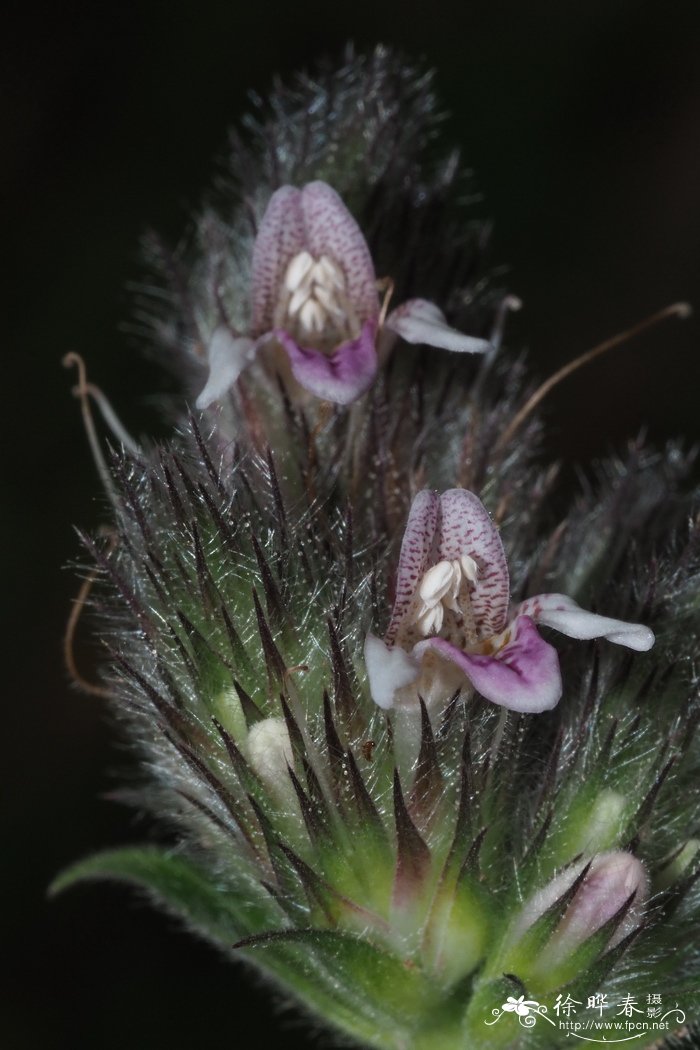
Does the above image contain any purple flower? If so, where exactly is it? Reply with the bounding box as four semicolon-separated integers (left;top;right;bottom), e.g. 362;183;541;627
364;488;654;714
197;181;491;409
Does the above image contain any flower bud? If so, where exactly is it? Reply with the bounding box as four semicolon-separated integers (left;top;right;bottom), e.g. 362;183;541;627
572;788;627;855
653;839;700;891
509;851;648;988
247;718;294;801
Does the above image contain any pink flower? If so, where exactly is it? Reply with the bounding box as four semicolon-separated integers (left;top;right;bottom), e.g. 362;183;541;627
196;182;491;409
364;488;654;714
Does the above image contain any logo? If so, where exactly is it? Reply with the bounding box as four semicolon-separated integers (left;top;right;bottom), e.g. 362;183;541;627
485;991;686;1043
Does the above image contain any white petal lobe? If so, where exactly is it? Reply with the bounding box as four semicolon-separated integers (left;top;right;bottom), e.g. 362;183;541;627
364;634;420;710
386;299;492;354
196;328;257;410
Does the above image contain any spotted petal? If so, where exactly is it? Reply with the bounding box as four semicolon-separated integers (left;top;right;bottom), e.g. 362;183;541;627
300;182;378;324
276;319;378;405
385;299;492;354
517;594;655;652
251;186;305;335
196;327;257;410
414;616;562;713
364;633;420;710
437;489;510;637
385;490;440;645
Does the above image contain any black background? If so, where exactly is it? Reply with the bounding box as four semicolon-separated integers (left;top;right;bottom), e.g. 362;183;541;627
4;2;700;1047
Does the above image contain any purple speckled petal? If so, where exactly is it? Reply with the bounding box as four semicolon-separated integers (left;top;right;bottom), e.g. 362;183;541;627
276;318;378;405
438;489;510;637
517;594;655;652
414;616;562;713
385;299;492;353
251;186;305;335
300;182;378;324
195;327;258;410
385;490;441;645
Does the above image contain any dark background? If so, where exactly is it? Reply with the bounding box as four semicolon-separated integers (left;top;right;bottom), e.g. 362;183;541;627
4;2;700;1047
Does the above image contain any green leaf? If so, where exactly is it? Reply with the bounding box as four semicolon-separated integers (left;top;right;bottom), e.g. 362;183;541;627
234;927;444;1048
49;847;272;947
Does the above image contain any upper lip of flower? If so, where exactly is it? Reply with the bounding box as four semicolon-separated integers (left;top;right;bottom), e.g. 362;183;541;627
365;487;655;714
196;181;493;410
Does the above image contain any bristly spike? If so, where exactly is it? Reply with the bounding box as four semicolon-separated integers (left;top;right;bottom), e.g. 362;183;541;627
109;649;192;738
392;769;432;906
409;697;444;824
246;795;299;901
233;679;265;726
165;733;258;852
598;717;619;766
212;717;260;788
276;843;337;924
143;560;169;606
176;789;238;843
171;451;204;512
327;617;357;732
279;694;305;767
573;646;601;750
520;807;554;867
80;531;155;635
456;826;488;883
265;446;288;540
626;756;676;842
191;521;219;614
303;756;329;820
287;766;328;846
176;609;231;672
159;452;189;530
111;455;154;547
197;480;238;553
438;688;463;739
343;501;354;587
252;589;286;685
221;605;254;677
323;691;346;798
189;410;227;501
534;726;564;815
166;620;200;689
345;749;385;835
251;532;288;628
616;712;642;753
441;731;474;879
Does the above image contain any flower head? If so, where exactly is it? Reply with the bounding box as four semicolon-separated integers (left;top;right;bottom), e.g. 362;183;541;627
197;181;491;408
365;488;654;714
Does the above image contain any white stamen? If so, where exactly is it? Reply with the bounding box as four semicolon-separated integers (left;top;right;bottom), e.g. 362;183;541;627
315;255;345;290
280;250;353;343
300;299;325;333
417;604;444;636
419;560;458;606
285;250;315;292
460;554;479;584
288;286;309;317
415;554;480;636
